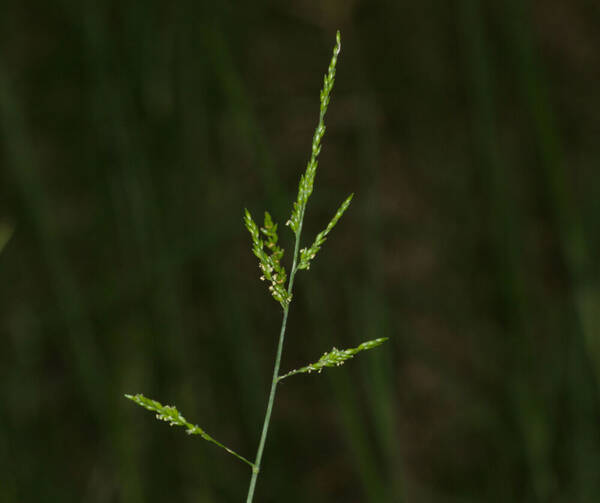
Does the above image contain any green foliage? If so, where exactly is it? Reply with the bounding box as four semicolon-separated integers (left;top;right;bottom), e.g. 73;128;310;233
125;394;255;468
279;338;388;380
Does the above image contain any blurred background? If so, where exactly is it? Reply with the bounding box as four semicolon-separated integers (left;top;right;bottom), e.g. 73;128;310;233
1;1;599;502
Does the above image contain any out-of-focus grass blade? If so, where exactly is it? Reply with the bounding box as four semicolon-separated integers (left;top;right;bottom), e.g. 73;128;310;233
0;222;13;255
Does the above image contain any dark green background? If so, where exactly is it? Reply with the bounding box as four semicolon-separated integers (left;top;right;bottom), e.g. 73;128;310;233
1;1;599;502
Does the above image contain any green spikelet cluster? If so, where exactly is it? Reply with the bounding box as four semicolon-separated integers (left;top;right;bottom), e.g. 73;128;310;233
287;31;341;235
279;338;388;380
298;193;354;270
125;393;203;434
244;209;291;308
125;394;255;467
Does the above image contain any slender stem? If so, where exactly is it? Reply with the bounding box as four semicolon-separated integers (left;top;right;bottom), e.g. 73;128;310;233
209;437;256;469
246;226;303;503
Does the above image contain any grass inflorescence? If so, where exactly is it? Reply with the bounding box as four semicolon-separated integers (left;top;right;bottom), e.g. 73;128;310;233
125;31;387;501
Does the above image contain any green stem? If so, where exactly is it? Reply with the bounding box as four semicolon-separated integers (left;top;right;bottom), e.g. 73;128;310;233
208;437;256;469
246;224;303;503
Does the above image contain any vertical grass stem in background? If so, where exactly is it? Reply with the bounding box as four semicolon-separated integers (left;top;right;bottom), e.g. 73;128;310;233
125;31;388;501
459;1;555;499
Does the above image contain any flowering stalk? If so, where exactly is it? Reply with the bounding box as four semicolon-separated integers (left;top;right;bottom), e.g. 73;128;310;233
125;31;388;501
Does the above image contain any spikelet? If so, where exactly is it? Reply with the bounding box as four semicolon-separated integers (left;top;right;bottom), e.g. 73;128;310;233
279;338;388;380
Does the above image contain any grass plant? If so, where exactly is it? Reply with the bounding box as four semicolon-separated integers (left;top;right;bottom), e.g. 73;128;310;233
125;31;387;501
